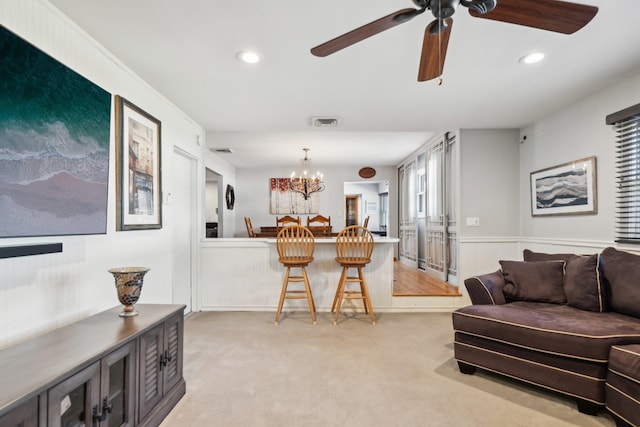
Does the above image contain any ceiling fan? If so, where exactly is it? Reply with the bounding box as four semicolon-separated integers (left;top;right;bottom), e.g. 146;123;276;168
310;0;598;82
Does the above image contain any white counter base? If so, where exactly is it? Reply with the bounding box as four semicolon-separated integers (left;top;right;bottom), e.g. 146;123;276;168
200;238;463;313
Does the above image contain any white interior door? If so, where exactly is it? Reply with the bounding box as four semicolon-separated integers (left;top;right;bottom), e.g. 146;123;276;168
398;161;417;268
424;133;458;283
172;148;196;312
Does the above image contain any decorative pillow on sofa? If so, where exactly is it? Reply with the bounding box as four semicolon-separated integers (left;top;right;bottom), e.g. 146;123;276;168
600;247;640;318
523;250;604;312
500;260;566;303
523;249;576;263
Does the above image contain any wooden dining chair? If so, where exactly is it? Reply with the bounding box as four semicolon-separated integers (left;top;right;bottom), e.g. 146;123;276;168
275;225;316;325
276;215;300;231
363;216;370;229
244;217;256;237
307;214;331;236
332;225;376;325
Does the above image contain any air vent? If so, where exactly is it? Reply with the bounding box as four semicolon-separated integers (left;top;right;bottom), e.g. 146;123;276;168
310;116;341;128
211;148;234;154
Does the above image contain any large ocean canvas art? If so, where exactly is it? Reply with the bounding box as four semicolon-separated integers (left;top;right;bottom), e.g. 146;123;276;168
0;25;111;238
530;157;597;216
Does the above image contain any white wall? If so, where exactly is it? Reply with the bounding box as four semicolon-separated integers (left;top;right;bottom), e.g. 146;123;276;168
519;71;640;246
456;71;640;288
0;0;206;348
234;166;397;237
452;129;521;304
459;129;521;238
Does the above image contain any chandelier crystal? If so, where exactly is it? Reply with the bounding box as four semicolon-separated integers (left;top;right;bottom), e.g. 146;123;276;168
289;148;325;200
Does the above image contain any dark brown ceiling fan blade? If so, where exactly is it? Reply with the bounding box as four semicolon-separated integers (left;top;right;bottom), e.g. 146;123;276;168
418;18;453;82
468;0;598;34
311;8;423;57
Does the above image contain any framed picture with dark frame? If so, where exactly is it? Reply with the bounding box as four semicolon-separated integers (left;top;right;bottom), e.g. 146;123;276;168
114;95;162;230
530;156;597;217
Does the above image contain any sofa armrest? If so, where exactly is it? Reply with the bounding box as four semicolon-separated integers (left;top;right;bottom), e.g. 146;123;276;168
464;270;507;305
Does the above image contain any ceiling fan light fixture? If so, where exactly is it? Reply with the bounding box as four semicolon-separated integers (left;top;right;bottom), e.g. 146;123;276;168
519;52;545;64
236;51;261;64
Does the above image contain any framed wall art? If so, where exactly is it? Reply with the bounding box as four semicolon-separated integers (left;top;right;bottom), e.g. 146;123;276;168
270;178;319;214
0;25;111;238
114;96;162;230
530;156;597;217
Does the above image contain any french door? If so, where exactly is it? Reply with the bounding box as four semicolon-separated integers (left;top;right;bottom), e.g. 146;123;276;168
398;161;417;268
399;133;458;283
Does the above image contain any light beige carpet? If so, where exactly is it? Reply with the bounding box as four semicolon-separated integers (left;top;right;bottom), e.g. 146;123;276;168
161;311;616;427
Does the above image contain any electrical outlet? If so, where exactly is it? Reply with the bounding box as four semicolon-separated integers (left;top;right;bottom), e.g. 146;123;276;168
466;217;480;227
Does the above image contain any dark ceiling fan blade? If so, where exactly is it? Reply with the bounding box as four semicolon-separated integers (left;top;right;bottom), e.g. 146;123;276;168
311;8;423;57
468;0;598;34
418;18;453;82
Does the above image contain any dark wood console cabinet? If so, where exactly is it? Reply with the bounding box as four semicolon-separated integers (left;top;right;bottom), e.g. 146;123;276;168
0;304;185;427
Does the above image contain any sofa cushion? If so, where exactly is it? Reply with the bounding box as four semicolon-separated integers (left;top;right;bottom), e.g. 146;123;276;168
453;302;640;361
601;247;640;318
608;344;640;383
500;260;566;304
606;344;640;427
523;250;605;312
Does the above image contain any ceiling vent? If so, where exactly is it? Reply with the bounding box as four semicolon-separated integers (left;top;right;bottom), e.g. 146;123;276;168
310;116;341;128
211;148;234;154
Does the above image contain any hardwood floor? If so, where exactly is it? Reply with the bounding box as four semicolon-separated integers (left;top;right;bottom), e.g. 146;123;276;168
393;261;462;296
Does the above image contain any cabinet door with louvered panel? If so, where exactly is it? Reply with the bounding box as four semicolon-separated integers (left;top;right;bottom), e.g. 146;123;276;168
138;323;164;421
162;313;184;395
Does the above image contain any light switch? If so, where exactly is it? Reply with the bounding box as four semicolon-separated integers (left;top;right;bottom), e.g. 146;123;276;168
466;217;480;227
163;192;172;205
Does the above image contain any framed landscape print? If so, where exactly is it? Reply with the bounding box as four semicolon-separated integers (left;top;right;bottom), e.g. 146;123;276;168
115;96;162;230
270;178;319;214
530;156;597;216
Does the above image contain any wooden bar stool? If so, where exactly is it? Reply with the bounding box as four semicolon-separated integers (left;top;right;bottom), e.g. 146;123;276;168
275;225;316;325
332;225;375;325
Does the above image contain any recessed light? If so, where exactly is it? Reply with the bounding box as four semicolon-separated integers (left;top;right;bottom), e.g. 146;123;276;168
236;51;261;64
519;52;545;64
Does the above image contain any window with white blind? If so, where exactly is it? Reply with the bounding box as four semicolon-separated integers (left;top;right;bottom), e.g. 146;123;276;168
607;103;640;243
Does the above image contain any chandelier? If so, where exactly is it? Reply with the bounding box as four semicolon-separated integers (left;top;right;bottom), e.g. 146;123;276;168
289;148;325;200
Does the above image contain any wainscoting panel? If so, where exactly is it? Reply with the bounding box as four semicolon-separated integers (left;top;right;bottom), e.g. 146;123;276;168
200;238;461;312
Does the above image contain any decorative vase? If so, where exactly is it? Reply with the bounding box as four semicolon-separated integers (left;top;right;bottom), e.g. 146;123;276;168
108;267;150;317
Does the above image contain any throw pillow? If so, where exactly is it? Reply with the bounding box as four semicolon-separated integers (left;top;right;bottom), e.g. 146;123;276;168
523;249;576;263
563;254;604;312
600;247;640;318
500;260;566;304
523;249;605;312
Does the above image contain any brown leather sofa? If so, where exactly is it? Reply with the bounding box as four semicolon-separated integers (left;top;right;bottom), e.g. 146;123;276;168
452;247;640;426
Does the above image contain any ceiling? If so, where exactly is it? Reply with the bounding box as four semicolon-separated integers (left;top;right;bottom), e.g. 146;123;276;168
48;0;640;168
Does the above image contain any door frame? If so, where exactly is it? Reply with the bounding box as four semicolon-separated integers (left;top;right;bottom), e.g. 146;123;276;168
172;147;198;313
345;194;360;226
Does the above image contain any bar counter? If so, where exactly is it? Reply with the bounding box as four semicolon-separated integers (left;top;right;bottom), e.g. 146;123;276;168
200;237;398;312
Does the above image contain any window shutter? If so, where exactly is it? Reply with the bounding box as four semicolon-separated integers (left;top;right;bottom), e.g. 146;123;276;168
609;104;640;243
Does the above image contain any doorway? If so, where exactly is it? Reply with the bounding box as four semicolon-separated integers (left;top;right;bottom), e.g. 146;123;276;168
345;195;359;226
172;148;197;313
205;168;221;237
